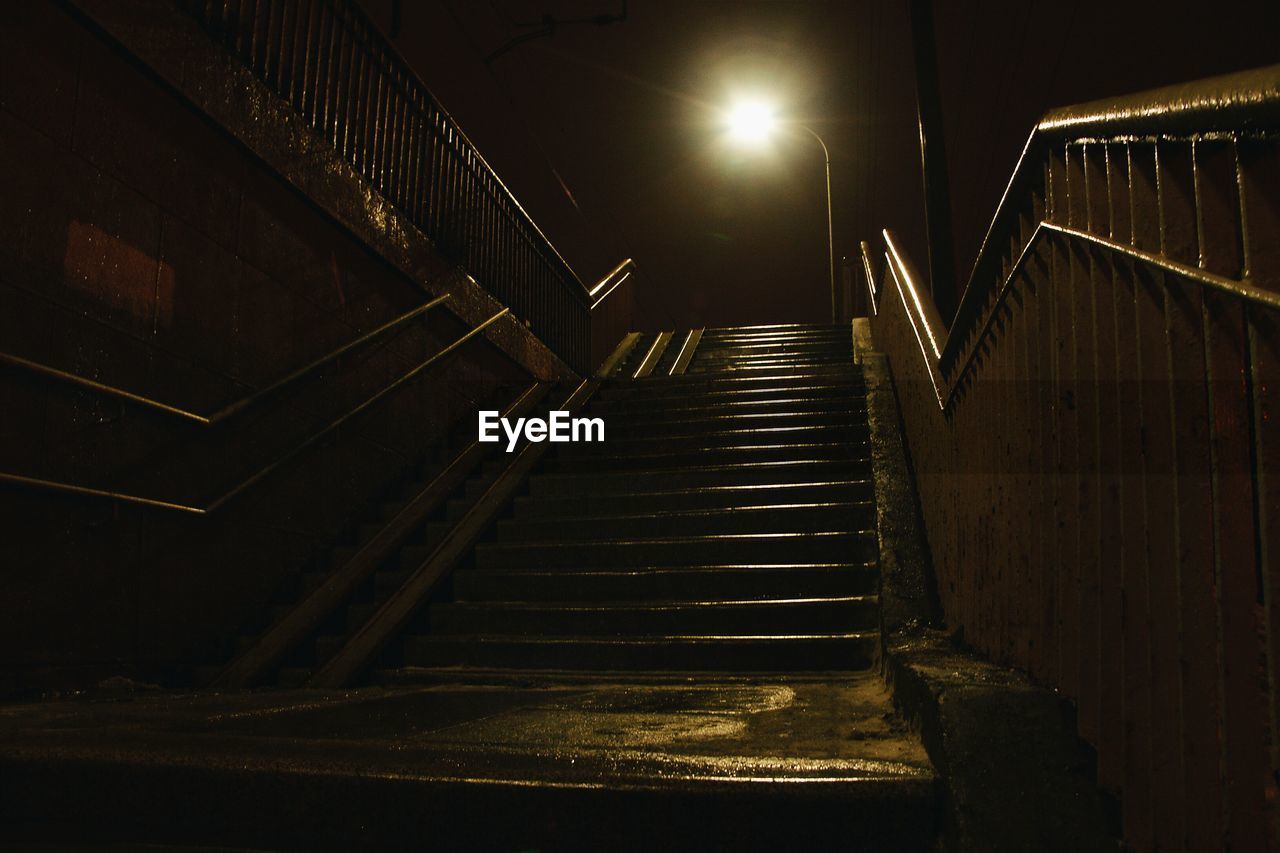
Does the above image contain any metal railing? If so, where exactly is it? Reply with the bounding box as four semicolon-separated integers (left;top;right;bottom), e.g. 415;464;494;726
865;65;1280;852
0;294;448;425
0;305;507;514
177;0;632;372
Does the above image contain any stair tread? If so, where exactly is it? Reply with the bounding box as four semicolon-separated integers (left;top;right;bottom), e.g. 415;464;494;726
534;458;866;479
508;500;871;523
460;561;875;575
482;529;871;542
438;595;873;610
411;632;875;642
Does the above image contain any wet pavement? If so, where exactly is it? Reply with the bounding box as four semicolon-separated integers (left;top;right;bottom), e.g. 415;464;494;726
0;671;936;850
0;671;928;783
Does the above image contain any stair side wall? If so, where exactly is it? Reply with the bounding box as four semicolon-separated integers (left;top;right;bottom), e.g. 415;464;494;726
0;2;533;691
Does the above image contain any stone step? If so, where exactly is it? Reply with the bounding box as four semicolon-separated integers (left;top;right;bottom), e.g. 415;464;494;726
474;530;876;570
695;345;851;357
608;410;863;437
401;632;877;671
685;357;853;374
497;501;875;541
695;336;853;351
686;358;855;376
452;563;877;602
528;459;870;496
559;424;869;455
544;441;866;473
604;399;865;427
619;366;861;388
592;382;865;406
702;322;851;337
588;386;870;412
512;480;873;517
425;596;877;636
692;347;853;361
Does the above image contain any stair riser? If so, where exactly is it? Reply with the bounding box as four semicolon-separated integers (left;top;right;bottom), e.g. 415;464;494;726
609;413;865;438
592;386;866;409
528;460;871;495
544;444;867;473
453;566;878;601
475;533;876;570
685;362;853;376
558;426;869;455
696;337;853;350
625;368;861;387
692;349;853;363
595;384;865;406
512;481;873;517
604;404;865;427
693;352;854;366
686;361;855;373
425;599;878;635
604;389;865;409
496;503;875;540
402;636;876;671
701;325;849;338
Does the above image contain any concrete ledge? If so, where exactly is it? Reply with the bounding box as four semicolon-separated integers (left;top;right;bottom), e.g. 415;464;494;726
858;334;1118;852
64;0;576;383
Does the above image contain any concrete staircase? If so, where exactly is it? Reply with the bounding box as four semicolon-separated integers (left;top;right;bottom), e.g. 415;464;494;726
0;323;940;851
386;323;879;677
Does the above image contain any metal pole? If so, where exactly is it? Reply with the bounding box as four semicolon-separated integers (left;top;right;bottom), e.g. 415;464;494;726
908;0;956;324
798;125;836;323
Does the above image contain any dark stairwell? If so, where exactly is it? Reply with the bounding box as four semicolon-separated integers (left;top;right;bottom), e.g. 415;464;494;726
3;1;1279;851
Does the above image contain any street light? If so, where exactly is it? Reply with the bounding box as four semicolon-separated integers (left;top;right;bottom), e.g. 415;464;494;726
724;100;836;323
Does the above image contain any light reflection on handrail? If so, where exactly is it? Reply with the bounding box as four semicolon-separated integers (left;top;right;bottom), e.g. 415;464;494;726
883;230;944;360
859;240;878;316
0;294;451;425
588;258;636;310
882;239;945;408
0;308;508;514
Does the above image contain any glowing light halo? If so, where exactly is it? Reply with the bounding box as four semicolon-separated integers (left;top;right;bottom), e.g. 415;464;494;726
725;99;777;144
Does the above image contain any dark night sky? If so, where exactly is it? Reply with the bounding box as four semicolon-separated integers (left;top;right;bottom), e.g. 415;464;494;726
358;0;1279;330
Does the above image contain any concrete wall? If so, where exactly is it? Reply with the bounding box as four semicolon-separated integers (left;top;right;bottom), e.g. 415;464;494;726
0;2;533;690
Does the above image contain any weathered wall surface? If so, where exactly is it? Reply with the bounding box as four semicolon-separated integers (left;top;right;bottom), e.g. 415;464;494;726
0;3;533;690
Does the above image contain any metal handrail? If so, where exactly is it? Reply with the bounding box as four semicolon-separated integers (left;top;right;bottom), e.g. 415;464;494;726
0;294;450;425
944;63;1280;369
881;230;944;407
588;258;637;310
859;240;879;316
177;0;600;367
0;308;508;514
879;218;1280;411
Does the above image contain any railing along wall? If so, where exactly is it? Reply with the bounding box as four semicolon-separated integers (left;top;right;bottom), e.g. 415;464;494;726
864;66;1280;852
178;0;631;373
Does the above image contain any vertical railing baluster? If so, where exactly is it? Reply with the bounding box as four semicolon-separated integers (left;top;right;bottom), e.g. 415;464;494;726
1194;138;1272;853
276;0;295;96
1095;142;1127;796
1236;138;1280;848
179;0;606;374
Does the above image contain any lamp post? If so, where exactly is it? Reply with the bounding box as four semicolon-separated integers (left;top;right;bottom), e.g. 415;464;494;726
725;102;837;323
